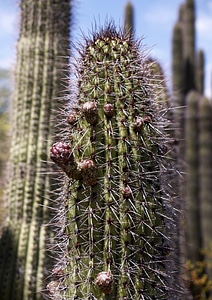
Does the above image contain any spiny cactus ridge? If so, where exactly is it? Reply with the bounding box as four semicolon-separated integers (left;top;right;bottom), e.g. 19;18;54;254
48;25;180;299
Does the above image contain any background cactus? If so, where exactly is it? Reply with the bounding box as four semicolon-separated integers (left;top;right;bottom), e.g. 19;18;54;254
170;0;212;297
199;97;212;281
124;1;134;38
183;0;196;93
0;0;71;299
195;49;205;95
184;92;212;299
185;90;202;264
49;25;181;300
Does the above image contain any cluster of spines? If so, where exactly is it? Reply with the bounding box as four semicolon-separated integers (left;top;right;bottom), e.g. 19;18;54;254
48;25;178;299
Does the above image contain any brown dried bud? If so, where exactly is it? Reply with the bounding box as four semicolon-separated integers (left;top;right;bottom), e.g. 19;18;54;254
133;117;144;133
144;115;152;123
50;142;80;179
67;110;78;125
103;103;114;118
82;101;98;125
78;159;98;186
50;142;73;167
122;186;132;198
95;271;113;294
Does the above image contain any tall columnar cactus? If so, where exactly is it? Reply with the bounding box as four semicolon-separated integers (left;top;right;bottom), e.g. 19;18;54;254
171;0;205;271
172;22;185;144
49;25;181;300
199;97;212;279
124;1;134;38
172;0;197;97
172;23;184;99
196;49;205;95
0;0;71;299
184;0;196;93
185;90;202;264
185;94;212;297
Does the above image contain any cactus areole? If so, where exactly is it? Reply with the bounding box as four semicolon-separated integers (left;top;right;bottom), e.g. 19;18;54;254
49;25;177;299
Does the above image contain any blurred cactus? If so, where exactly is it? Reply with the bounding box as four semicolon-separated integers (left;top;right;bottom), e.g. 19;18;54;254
184;0;196;93
124;1;134;38
199;97;212;280
185;93;212;298
185;90;202;264
49;25;181;299
196;50;205;95
171;1;210;297
0;0;71;299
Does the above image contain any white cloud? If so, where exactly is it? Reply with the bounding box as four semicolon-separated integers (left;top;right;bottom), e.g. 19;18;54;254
196;15;212;37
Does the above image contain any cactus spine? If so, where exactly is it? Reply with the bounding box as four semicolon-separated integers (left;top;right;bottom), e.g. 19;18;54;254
49;25;180;299
0;0;71;299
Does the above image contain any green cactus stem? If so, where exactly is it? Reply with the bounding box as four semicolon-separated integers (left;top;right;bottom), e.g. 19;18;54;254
185;90;203;264
196;49;205;95
184;0;196;93
172;22;184;99
124;1;134;38
0;0;71;299
199;97;212;280
49;25;180;299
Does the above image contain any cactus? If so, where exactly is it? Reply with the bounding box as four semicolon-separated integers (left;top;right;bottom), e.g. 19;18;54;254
185;93;212;297
199;97;212;280
184;0;196;93
171;0;203;267
172;23;184;98
0;0;71;299
49;25;181;299
196;49;205;95
124;1;134;38
172;22;185;145
185;90;202;264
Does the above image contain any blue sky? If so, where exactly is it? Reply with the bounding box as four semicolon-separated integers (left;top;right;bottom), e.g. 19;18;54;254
1;0;212;97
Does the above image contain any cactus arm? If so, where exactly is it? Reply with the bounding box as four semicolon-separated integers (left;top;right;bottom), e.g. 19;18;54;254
185;91;202;263
184;0;196;93
196;49;205;95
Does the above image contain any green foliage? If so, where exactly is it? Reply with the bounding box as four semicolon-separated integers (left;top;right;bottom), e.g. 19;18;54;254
49;25;180;300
